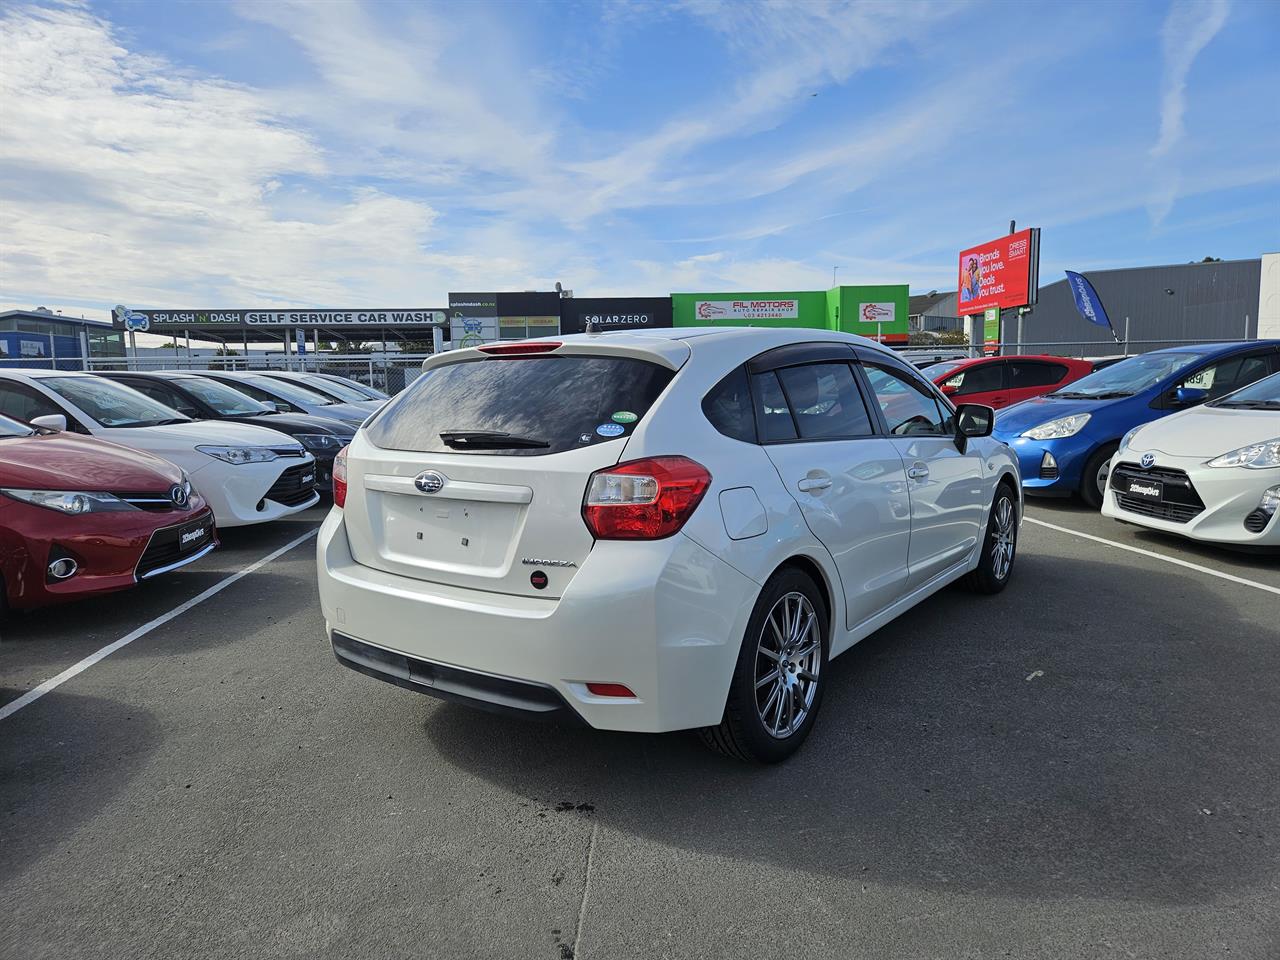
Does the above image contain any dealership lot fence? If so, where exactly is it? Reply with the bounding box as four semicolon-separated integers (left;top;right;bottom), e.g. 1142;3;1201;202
0;337;1270;394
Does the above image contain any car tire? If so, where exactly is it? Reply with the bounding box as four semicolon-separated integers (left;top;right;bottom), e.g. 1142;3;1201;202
962;482;1018;595
698;567;829;763
1080;443;1119;509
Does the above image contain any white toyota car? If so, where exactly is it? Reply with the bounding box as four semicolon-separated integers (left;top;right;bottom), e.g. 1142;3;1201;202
0;370;319;527
317;328;1021;761
1103;371;1280;547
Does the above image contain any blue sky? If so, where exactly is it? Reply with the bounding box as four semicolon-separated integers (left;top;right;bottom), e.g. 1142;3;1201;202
1;0;1277;318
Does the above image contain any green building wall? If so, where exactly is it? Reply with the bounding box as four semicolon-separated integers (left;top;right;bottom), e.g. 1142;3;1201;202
671;285;909;341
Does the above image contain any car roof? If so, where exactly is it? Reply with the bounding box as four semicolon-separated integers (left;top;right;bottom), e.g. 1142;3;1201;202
0;368;95;380
550;325;902;358
1145;340;1278;357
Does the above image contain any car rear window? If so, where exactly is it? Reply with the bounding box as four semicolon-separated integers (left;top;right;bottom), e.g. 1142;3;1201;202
364;354;675;456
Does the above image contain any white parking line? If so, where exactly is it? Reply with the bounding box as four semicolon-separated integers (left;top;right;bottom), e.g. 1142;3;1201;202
0;528;318;723
1025;517;1280;597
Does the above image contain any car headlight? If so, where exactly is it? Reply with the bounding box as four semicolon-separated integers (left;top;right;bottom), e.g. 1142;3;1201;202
1;489;136;514
1022;413;1092;441
295;434;346;452
195;444;294;464
1119;426;1140;451
1206;437;1280;469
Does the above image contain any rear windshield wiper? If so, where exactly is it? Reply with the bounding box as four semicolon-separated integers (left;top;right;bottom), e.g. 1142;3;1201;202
439;430;550;449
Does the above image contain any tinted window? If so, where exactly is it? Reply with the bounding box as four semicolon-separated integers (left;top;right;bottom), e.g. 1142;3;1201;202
1176;353;1273;400
750;371;797;442
703;366;756;443
181;377;273;416
1008;361;1067;388
0;382;64;424
776;363;874;439
863;363;951;436
238;376;332;407
364;355;674;456
127;380;200;417
294;375;368;403
945;362;1004;396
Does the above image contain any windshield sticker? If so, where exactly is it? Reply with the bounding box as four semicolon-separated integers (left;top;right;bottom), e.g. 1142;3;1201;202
578;432;593;443
595;422;625;437
611;410;638;424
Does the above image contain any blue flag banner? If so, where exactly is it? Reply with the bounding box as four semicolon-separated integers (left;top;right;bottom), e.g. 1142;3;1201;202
1064;270;1119;342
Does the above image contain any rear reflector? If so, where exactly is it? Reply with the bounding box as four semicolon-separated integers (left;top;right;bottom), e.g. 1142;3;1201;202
582;456;711;540
477;341;562;356
585;682;636;698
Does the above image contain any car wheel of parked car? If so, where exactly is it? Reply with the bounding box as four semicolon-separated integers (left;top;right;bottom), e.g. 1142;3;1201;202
963;483;1018;595
1081;443;1119;509
699;568;829;763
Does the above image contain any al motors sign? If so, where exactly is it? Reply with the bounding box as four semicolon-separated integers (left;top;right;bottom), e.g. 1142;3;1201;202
957;227;1041;316
694;299;799;321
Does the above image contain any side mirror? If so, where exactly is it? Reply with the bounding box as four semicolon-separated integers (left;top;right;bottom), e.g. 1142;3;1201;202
1174;386;1208;406
30;414;67;431
941;384;958;395
955;403;994;437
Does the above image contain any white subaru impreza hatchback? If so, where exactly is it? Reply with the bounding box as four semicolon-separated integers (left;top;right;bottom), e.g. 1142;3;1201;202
317;328;1021;761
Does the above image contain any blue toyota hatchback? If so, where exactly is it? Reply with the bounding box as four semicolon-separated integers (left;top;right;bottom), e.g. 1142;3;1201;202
994;341;1280;506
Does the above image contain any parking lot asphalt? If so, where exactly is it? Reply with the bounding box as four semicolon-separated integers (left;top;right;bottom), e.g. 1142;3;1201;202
2;501;1277;960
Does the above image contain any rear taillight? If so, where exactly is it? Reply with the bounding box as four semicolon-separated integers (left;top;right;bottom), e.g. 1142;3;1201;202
582;456;711;540
333;445;349;508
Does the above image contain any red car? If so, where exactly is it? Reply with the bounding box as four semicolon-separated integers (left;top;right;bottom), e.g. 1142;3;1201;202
0;414;217;611
930;355;1096;410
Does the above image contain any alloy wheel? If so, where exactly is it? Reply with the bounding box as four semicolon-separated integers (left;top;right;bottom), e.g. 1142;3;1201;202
991;495;1016;581
754;592;821;739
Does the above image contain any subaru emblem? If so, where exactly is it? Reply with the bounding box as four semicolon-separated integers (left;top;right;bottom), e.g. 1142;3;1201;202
1140;453;1156;469
169;483;188;507
414;470;446;494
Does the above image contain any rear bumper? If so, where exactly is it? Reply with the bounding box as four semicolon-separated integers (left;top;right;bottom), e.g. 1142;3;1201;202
316;507;760;733
332;632;582;722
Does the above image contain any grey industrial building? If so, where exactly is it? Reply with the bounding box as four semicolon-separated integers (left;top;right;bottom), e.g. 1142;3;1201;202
912;256;1266;354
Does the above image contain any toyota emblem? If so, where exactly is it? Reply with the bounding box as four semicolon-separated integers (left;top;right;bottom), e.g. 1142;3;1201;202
414;471;446;494
169;484;189;507
1140;453;1156;469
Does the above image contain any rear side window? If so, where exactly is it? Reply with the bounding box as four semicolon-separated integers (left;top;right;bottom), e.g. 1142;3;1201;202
1008;361;1067;388
364;355;674;456
776;363;874;439
703;366;756;443
945;363;1004;396
751;371;798;442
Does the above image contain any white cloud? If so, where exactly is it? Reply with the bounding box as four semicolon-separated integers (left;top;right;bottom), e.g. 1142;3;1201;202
0;4;483;311
1147;0;1230;223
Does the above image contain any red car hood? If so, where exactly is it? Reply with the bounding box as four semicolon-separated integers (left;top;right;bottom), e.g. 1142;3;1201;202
0;432;184;491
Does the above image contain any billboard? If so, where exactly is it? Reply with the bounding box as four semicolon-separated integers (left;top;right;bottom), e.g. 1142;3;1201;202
448;293;498;349
560;297;672;335
111;307;444;332
957;228;1040;316
693;298;799;321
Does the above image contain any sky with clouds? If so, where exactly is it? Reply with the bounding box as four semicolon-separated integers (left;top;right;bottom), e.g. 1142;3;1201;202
1;0;1277;320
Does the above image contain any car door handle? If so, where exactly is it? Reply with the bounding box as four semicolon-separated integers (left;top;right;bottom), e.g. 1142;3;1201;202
907;464;930;480
797;477;832;493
